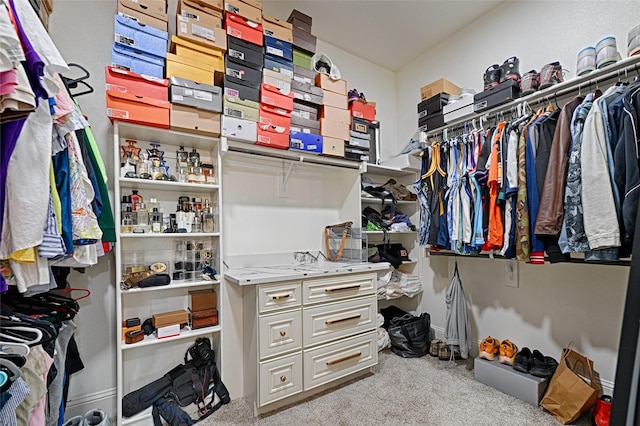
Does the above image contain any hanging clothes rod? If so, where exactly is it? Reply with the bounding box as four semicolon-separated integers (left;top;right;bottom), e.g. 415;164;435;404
425;55;640;136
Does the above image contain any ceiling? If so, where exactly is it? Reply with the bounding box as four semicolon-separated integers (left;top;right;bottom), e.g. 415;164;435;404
262;1;504;71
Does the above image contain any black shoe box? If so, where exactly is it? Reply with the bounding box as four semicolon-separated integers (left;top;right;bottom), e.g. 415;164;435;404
474;79;521;112
227;37;264;71
224;56;262;90
418;111;445;130
418;93;450;118
223;76;260;103
352;117;370;133
344;144;370;162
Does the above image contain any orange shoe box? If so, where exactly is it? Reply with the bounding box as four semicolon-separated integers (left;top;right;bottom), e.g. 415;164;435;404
319;105;350;124
106;89;169;128
225;13;263;46
106;66;169;100
315;73;347;95
260;83;294;111
350;99;376;121
319;118;349;141
259;108;291;131
322;136;345;158
224;0;262;24
321;90;348;109
256;127;289;149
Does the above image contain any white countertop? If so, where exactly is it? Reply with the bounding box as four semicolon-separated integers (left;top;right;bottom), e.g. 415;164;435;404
225;258;390;286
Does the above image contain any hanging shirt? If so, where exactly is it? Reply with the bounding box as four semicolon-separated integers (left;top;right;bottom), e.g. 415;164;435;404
487;122;506;249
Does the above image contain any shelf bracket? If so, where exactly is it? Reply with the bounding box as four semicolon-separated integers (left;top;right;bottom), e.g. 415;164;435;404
281;159;298;190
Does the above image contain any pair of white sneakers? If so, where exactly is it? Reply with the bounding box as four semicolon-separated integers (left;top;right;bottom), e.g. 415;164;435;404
62;409;109;426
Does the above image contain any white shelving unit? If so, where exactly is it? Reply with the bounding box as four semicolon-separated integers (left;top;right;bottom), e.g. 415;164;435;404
113;122;224;426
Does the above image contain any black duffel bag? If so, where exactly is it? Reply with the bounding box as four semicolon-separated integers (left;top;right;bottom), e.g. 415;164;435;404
387;312;431;358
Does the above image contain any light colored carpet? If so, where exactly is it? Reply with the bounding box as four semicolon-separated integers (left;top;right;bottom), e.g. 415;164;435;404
202;349;592;425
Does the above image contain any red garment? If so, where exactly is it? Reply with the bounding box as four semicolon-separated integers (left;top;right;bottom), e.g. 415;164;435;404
487;122;506;249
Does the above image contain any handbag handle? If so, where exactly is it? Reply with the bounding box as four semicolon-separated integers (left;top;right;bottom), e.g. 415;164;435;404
324;221;353;261
562;344;596;382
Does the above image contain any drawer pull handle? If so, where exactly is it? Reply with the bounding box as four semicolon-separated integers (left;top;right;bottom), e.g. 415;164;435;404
326;351;362;366
279;330;287;337
280;375;286;382
325;284;360;293
325;314;361;325
271;293;291;300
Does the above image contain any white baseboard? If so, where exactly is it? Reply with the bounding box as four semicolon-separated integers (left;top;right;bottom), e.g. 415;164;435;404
64;388;117;421
430;326;615;395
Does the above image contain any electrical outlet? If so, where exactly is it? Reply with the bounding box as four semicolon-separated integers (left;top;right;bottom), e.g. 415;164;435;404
504;259;519;288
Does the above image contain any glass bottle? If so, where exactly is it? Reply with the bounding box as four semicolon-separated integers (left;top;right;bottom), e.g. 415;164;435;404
130;190;143;211
186;204;195;233
202;199;215;233
176;203;187;232
136;202;149;233
121;195;132;213
189;148;201;167
121;207;134;233
176;146;188;166
151;208;163;233
191;212;202;233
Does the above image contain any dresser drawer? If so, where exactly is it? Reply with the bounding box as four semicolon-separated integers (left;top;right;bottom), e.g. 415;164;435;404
258;281;302;313
303;331;377;391
303;273;376;305
259;309;302;359
303;295;376;347
258;352;303;407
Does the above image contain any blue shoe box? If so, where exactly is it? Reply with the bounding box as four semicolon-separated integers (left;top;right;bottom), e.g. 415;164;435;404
474;357;550;406
264;35;293;61
111;44;164;79
114;14;168;58
263;54;293;78
289;131;322;153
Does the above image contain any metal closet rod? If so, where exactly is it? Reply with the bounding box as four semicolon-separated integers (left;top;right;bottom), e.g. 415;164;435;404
425;56;640;136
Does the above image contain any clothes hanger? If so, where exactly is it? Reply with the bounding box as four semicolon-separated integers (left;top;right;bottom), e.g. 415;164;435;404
51;287;91;301
60;63;94;97
0;326;43;345
0;341;30;356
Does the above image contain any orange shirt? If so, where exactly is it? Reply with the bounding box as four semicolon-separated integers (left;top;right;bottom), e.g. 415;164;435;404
487;121;506;249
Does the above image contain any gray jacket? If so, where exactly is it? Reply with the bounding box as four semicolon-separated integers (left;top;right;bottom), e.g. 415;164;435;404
445;263;471;359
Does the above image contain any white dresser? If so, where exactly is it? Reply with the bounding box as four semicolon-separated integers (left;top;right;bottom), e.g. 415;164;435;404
227;263;387;415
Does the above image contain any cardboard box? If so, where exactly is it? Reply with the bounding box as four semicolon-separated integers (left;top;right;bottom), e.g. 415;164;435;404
292;47;313;67
290;114;319;131
222;115;258;142
170;76;221;112
111;44;165;79
320;118;349;141
227;36;264;70
170;104;221;136
224;0;262;24
290;131;322;153
287;9;312;27
265;36;293;61
262;69;291;95
350;99;375;121
106;66;169;100
288;17;311;33
315;73;346;95
166;53;215;85
262;14;293;43
344;145;369;162
322;90;347;109
114;14;168;58
292;31;316;55
263;55;293;77
259;108;291;131
420;78;461;101
320;105;349;123
157;323;180;339
117;1;168;31
118;0;167;21
224;90;260;110
189;289;217;311
177;0;225;50
190;308;219;329
256;127;289;149
224;77;260;104
170;36;224;71
225;56;262;90
152;309;189;328
107;89;169;128
186;0;222;12
260;83;294;111
322;136;344;157
474;357;550;406
225;12;263;46
223;98;259;121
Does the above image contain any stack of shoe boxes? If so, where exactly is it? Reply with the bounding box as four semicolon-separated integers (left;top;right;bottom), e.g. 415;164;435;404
289;10;316;71
317;74;351;158
168;0;226;136
345;97;376;162
258;14;294;149
418;78;460;130
112;0;168;80
107;0;171;128
221;0;264;144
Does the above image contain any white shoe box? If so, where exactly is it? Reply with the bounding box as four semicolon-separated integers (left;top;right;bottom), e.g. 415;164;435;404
379;153;421;171
474;356;551;406
443;95;474;123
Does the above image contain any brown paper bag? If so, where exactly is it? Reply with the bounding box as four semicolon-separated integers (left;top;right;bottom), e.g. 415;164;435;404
540;347;601;424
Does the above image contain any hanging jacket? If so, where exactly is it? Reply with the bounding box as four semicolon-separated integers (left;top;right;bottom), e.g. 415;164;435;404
515;116;536;261
444;263;471;359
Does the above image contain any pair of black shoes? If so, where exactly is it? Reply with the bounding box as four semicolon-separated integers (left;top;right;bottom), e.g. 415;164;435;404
483;56;521;91
513;347;558;378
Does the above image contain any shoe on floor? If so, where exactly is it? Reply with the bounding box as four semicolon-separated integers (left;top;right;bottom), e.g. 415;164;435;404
430;339;443;357
520;70;539;96
479;336;500;361
483;64;501;91
438;341;451;360
512;346;533;373
539;61;564;90
499;56;521;83
85;409;110;426
529;349;558;378
499;339;519;365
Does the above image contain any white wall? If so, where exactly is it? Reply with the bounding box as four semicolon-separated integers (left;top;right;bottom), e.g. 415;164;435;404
398;0;640;393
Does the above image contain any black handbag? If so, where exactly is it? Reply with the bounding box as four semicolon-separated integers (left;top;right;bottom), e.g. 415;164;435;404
387;312;431;358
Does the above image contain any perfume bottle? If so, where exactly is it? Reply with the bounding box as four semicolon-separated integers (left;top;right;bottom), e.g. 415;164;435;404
121;195;132;213
176;146;188;167
121;207;134;233
130;190;143;211
188;148;201;167
136;202;149;232
202;199;215;233
151;208;163;233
